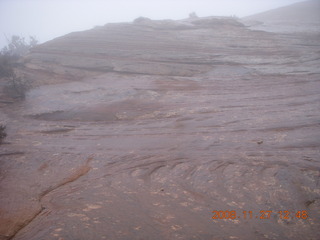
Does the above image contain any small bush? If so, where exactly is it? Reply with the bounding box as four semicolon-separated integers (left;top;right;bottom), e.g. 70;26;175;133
0;125;7;144
189;12;198;19
0;55;30;100
4;74;30;100
0;35;35;100
0;54;15;78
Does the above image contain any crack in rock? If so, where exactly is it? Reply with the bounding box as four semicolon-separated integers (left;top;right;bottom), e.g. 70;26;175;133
7;156;93;240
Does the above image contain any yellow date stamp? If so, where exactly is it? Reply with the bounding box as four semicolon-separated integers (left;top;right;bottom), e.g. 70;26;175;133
212;210;308;220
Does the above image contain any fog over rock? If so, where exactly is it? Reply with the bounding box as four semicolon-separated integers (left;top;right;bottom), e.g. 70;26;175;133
242;0;320;32
0;1;319;240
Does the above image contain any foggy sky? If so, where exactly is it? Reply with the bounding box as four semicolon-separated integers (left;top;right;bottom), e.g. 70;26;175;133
0;0;307;48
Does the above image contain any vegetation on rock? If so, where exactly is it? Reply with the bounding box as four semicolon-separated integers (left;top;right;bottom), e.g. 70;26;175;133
0;124;6;144
0;35;37;100
1;35;38;57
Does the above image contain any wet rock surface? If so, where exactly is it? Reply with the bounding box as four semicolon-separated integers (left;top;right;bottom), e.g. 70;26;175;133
0;14;320;240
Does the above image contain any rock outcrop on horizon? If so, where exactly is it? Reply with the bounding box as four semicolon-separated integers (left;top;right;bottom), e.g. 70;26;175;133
242;0;320;32
0;1;319;240
22;17;264;81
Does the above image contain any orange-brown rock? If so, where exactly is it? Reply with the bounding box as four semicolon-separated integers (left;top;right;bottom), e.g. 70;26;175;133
0;2;319;240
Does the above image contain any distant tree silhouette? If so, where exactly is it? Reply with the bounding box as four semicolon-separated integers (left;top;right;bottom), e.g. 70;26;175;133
1;35;38;57
189;12;198;19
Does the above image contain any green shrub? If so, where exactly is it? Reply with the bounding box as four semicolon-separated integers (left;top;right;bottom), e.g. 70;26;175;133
0;54;15;78
0;125;7;144
0;35;37;100
4;74;30;100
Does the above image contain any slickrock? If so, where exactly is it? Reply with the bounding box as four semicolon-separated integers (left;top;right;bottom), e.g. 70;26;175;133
0;1;319;239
